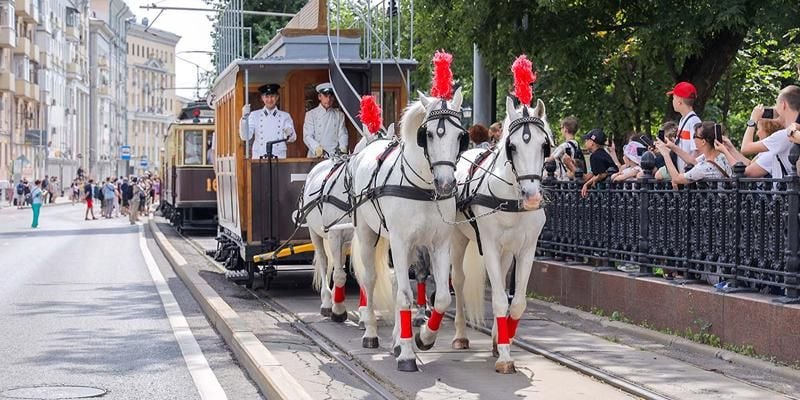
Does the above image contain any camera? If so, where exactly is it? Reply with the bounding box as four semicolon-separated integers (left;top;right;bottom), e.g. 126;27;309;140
657;129;665;142
762;108;775;119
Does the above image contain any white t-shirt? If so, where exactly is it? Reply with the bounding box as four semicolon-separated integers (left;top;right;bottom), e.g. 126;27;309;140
753;129;791;178
684;153;731;182
676;112;701;172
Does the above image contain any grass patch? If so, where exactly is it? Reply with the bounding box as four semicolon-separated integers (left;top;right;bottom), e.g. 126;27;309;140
526;290;557;303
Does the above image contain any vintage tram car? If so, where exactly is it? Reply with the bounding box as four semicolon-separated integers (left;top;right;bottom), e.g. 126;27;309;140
160;100;218;232
210;0;415;287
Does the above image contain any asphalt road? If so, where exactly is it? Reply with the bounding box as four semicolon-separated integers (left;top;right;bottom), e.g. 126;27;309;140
0;203;262;399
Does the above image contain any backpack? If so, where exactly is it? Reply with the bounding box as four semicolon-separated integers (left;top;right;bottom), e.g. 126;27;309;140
96;185;105;201
16;183;23;195
565;140;580;158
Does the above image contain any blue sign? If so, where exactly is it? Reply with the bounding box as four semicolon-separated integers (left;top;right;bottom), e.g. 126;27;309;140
139;158;148;168
120;145;131;161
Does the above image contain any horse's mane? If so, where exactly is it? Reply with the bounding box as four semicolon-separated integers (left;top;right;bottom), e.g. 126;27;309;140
399;100;427;144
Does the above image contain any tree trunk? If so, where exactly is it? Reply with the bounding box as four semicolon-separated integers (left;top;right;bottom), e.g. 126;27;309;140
664;28;746;120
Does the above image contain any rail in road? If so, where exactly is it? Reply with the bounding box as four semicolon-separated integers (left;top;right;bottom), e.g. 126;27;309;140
175;229;798;400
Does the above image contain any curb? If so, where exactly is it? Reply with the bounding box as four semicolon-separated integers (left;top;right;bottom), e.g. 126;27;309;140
148;218;313;400
528;298;800;383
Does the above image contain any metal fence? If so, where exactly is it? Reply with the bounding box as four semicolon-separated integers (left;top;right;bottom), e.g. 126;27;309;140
537;148;800;302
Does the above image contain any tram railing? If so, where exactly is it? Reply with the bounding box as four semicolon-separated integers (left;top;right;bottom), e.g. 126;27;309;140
538;147;800;302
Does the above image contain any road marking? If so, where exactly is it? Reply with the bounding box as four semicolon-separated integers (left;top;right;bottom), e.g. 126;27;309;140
138;225;228;400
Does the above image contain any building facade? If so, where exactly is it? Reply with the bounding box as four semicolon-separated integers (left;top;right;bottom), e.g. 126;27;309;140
87;0;130;179
126;20;180;175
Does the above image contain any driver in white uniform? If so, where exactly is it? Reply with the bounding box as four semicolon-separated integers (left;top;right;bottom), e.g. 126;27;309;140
303;82;349;158
240;83;297;159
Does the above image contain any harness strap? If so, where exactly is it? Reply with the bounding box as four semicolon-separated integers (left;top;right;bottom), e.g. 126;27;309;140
470;193;526;212
321;194;351;211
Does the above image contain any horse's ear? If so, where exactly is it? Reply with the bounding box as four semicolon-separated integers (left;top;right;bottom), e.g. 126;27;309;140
386;123;396;137
418;90;431;108
450;86;464;110
506;96;519;120
533;98;546;119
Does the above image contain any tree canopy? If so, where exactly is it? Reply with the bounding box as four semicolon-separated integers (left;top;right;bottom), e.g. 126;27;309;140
413;0;800;143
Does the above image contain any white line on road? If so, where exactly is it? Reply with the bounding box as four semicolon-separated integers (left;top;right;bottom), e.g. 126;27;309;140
138;223;228;400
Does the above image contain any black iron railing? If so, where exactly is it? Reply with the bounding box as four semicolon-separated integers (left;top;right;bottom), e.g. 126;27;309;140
538;146;800;302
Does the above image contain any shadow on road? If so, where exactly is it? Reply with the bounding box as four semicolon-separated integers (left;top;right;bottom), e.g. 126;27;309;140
0;226;139;238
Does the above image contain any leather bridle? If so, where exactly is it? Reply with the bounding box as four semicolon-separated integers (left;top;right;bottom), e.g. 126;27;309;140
505;107;553;183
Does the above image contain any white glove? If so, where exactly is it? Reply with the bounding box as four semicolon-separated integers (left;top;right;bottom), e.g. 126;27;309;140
283;127;293;139
314;146;324;158
241;104;251;118
339;147;347;155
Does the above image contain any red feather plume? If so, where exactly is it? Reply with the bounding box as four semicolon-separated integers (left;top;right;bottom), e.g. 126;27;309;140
429;50;454;100
358;95;383;135
511;55;537;106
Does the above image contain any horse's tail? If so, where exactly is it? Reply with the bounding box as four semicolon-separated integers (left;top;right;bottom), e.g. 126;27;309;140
462;240;486;328
351;234;395;318
311;237;333;292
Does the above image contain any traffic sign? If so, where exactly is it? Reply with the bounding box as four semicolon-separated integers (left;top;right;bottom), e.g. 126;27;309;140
120;145;131;160
139;158;148;168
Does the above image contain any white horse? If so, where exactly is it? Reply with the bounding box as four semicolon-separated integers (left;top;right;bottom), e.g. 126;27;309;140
302;126;394;323
350;87;466;372
453;97;552;374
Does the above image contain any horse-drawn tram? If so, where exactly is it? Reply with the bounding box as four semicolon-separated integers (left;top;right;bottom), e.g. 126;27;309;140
210;0;415;288
160;100;218;232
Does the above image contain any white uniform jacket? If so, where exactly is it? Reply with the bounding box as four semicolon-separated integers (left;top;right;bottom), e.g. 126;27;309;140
302;104;348;157
240;107;297;159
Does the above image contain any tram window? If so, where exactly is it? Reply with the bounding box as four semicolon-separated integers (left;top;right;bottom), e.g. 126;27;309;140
206;131;215;165
183;130;204;165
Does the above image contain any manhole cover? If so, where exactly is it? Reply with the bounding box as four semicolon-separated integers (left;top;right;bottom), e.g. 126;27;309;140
1;385;107;399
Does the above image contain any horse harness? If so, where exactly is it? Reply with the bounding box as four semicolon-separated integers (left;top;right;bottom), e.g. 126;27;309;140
457;109;553;255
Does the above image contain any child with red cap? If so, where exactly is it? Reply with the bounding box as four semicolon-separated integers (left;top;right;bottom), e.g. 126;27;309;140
664;82;702;172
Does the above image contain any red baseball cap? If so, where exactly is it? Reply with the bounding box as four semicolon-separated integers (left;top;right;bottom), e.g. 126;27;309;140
666;81;697;98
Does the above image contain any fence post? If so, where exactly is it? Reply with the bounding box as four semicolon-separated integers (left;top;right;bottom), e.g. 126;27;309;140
776;144;800;303
729;162;746;290
596;165;618;271
634;152;655;276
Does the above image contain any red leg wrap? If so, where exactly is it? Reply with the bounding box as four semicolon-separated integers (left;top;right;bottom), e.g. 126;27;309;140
359;287;367;307
496;316;509;345
417;282;426;306
333;286;345;303
400;310;412;339
507;317;520;339
427;310;444;332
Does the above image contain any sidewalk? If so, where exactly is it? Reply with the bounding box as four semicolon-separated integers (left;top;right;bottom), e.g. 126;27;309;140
0;196;72;209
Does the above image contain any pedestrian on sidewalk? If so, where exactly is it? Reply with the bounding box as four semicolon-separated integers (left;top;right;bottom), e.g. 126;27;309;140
84;179;97;220
129;177;141;225
102;178;116;218
31;179;43;228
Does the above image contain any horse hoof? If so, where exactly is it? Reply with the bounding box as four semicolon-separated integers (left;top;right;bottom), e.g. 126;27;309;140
393;346;401;358
415;332;434;351
412;315;427;327
397;359;419;372
495;360;516;374
492;342;499;358
331;311;348;323
452;338;470;350
358;321;366;330
362;336;379;349
320;307;332;317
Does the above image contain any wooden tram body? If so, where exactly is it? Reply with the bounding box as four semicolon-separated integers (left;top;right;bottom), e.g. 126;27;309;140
210;0;415;285
160;101;218;232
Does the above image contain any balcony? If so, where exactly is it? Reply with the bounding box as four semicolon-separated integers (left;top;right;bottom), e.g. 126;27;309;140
14;79;32;99
65;25;79;42
66;62;80;80
0;27;14;48
13;37;30;56
15;0;37;23
30;44;39;63
0;71;14;92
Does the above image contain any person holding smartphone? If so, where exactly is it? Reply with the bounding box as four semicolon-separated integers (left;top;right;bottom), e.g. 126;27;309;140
740;86;800;178
655;121;731;185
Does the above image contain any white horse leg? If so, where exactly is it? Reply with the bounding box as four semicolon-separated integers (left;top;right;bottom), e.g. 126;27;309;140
309;231;332;317
484;244;514;374
417;244;452;351
358;285;368;330
353;229;380;349
450;233;469;349
388;238;418;372
330;231;349;322
508;251;535;342
413;248;430;327
491;251;513;357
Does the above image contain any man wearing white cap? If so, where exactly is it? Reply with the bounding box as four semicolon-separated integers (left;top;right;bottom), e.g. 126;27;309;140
240;83;297;159
303;82;348;158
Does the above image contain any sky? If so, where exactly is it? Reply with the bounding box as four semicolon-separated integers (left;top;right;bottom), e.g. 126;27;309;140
123;0;215;100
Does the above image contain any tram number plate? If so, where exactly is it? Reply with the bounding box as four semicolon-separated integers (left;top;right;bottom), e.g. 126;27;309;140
206;177;218;192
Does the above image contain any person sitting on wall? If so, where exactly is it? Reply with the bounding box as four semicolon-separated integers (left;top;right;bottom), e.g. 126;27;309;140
303;83;348;158
240;83;297;159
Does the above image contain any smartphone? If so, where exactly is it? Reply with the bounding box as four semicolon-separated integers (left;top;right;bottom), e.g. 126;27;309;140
762;108;775;119
657;129;665;142
714;124;723;143
636;134;655;149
